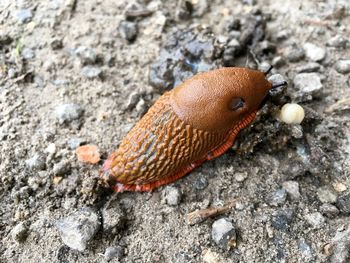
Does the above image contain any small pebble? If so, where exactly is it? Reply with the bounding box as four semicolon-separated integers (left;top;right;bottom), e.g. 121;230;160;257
162;186;181;206
211;218;237;250
234;172;248;182
286;46;305;62
202;249;221;263
268;189;287;207
304;212;325;228
279;104;305;124
271;209;294;231
290;124;303;138
272;56;286;68
119;21;138;42
319;203;339;218
335;60;350;74
75;46;97;65
328;225;350;263
8;68;17;78
124;92;140;110
81;66;102;79
293;73;323;94
193;176;208;190
55;103;84;124
25;153;46;171
50;38;63;50
296;62;321;73
15;9;33;23
46;143;56;154
56;207;101;251
303;43;326;62
22;48;35;60
336;192;350;214
104;246;124;261
317;186;337;204
53;160;71;176
298;239;314;259
333;182;347;193
282;181;301;200
102;201;126;234
75;145;100;164
11;222;28;243
327;35;348;48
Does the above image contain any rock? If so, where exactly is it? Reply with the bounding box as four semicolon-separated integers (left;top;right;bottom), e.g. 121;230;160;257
333;183;347;193
176;0;193;20
104;246;124;261
202;249;222;263
272;56;286;68
102;201;126;234
119;21;138;42
271;209;294;231
327;35;348;48
285;46;305;62
303;43;326;62
11;222;29;243
317;186;337;204
25;153;46;171
268;74;286;86
282;181;301;200
56;207;101;251
55;103;84;124
335;60;350;74
162;186;181;206
293;73;323;96
81;66;102;79
304;212;325;228
234;172;248;182
53;160;71;176
22;48;35;60
336;192;350;214
319;203;339;218
329;225;350;263
298;239;314;260
193;176;208;190
75;46;97;65
268;189;287;207
124;92;141;111
50;38;63;50
15;9;33;23
295;63;321;73
67;138;86;150
75;145;100;164
8;68;17;78
211;218;237;250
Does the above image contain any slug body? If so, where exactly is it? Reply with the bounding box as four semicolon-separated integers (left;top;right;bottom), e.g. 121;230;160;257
101;68;272;192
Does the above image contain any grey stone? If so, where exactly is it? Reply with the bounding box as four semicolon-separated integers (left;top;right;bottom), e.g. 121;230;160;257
304;212;325;228
272;56;286;68
317;186;337;204
8;68;17;78
268;189;287;207
119;21;138;42
268;74;286;86
286;46;305;62
104;246;124;261
22;48;35;60
303;43;326;62
290;124;303;139
282;181;301;200
15;9;33;23
50;38;63;50
298;239;314;259
335;60;350;74
53;160;71;176
319;203;339;218
11;222;28;243
336;192;350;214
293;73;323;95
81;66;102;79
271;209;294;231
75;46;97;65
296;62;321;73
67;138;86;150
212;218;237;250
193;176;208;190
162;186;181;206
124;92;141;111
56;207;101;251
25;153;46;171
329;225;350;263
55;103;84;124
102;202;126;234
327;35;348;48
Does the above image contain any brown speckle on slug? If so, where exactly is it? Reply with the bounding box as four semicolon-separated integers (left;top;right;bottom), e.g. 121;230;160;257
101;67;273;192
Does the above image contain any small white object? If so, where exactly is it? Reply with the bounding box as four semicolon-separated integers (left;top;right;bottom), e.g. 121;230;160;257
279;103;305;124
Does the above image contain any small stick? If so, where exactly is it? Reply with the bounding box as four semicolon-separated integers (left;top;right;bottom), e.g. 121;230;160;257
186;200;237;225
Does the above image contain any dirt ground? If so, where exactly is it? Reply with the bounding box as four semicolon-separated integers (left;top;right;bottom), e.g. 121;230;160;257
1;0;350;262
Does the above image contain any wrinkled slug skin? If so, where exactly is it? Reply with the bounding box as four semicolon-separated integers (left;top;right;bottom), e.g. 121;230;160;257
101;67;272;192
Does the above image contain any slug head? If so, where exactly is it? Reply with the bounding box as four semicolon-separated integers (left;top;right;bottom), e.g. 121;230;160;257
170;67;273;132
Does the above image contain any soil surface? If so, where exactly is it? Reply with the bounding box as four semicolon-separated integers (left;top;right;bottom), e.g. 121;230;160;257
1;0;350;262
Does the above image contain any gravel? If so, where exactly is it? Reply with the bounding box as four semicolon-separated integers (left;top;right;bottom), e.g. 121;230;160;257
104;246;124;261
81;66;102;79
25;153;46;171
293;73;323;97
11;222;29;243
336;192;350;214
335;60;350;74
211;218;237;250
317;186;337;204
55;103;84;124
15;9;33;23
303;43;326;62
56;207;101;251
304;212;325;229
119;21;138;42
162;186;182;206
282;181;301;200
267;188;287;207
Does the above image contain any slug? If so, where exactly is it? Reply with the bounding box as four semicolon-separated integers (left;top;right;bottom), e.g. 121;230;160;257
101;67;285;192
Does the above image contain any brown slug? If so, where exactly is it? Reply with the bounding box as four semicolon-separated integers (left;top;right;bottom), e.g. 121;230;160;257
101;67;284;192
